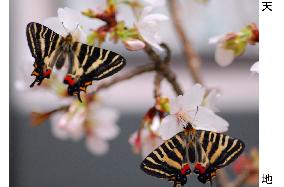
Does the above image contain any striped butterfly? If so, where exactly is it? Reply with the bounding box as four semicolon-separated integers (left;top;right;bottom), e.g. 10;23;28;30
26;22;126;101
140;121;245;186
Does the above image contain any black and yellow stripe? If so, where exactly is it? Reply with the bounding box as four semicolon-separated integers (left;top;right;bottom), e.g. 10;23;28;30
26;22;62;60
195;130;245;183
140;132;189;186
140;130;245;186
71;42;126;80
26;22;126;101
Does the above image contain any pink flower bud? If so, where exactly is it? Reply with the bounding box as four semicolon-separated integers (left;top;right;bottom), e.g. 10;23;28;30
124;39;146;51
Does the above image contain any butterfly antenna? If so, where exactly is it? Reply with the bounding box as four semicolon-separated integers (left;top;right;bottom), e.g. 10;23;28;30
192;106;199;125
74;23;79;32
61;21;69;34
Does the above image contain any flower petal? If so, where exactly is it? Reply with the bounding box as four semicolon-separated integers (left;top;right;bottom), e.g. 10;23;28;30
86;136;109;156
43;17;67;36
136;7;168;52
170;84;205;114
142;14;168;23
181;84;205;110
138;26;164;51
141;136;163;158
124;39;146;51
169;95;184;114
50;113;69;140
140;6;153;19
208;35;224;44
58;7;81;32
250;61;259;73
189;106;229;132
95;122;120;140
158;115;183;140
202;89;220;112
215;45;235;67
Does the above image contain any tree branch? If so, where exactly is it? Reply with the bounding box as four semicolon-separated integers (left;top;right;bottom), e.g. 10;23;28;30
168;0;204;85
153;73;163;99
94;63;155;92
160;66;183;95
143;43;183;96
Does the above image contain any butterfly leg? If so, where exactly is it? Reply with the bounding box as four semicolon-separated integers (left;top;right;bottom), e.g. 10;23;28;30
30;62;52;87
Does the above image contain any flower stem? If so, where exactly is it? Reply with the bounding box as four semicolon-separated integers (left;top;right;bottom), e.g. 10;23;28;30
168;0;204;85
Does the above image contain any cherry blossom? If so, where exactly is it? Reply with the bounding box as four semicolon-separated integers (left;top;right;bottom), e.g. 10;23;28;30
209;33;238;67
136;6;168;51
158;84;229;140
44;7;86;43
129;99;168;158
202;89;220;112
50;100;120;156
85;106;120;155
209;23;259;67
129;128;163;158
123;39;146;51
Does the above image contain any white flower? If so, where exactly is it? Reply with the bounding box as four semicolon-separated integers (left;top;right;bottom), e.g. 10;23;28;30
215;44;235;67
143;0;166;7
129;128;163;158
158;84;229;140
123;39;146;51
51;101;86;141
209;35;235;67
85;106;120;155
250;61;259;74
50;101;120;156
136;6;168;51
202;89;220;112
44;7;86;43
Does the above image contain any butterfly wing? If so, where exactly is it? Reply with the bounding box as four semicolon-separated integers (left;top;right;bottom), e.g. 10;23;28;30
194;130;245;184
140;132;191;186
26;22;63;86
65;42;126;100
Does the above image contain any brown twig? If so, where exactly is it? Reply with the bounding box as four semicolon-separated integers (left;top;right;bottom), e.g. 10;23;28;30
153;73;163;99
93;63;155;92
160;67;183;95
143;44;183;96
168;0;204;85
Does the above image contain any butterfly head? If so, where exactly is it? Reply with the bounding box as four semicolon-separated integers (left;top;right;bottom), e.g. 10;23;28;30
64;33;73;43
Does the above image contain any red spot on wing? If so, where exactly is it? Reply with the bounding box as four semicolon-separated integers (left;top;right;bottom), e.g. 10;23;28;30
195;163;206;174
64;75;75;86
181;164;190;175
43;69;52;77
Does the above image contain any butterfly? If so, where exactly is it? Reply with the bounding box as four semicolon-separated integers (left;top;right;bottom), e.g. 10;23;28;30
140;121;245;187
26;22;126;101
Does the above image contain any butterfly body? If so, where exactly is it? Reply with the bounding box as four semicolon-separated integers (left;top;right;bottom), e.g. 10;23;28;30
140;123;245;186
26;22;126;101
